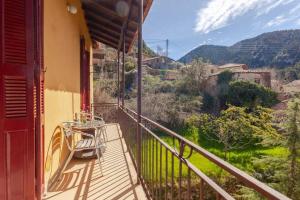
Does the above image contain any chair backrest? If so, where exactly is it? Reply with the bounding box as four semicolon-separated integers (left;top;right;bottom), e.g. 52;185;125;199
61;122;75;151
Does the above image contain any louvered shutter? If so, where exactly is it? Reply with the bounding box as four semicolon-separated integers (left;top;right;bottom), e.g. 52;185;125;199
0;0;36;199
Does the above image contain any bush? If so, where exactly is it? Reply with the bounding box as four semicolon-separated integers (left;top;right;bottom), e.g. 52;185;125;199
227;81;278;108
185;105;279;158
202;92;215;112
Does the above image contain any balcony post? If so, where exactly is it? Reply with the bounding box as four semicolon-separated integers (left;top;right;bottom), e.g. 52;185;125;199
117;50;120;106
137;0;143;181
122;33;125;107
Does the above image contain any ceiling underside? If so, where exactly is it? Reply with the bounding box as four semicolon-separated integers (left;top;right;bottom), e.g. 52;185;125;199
81;0;153;53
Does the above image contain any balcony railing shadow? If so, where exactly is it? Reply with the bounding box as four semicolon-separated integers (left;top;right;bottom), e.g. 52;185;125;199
44;123;147;200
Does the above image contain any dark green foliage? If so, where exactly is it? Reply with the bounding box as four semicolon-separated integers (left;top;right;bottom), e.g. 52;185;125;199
217;70;233;85
202;92;215;111
159;81;174;93
276;62;300;83
125;57;136;72
227;81;279;108
185;106;279;158
236;156;288;200
125;70;136;90
285;99;300;199
216;70;233;109
143;40;157;57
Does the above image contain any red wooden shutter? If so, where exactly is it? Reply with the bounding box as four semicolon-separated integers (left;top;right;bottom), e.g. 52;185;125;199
85;50;91;112
0;0;36;199
80;38;91;112
35;0;44;198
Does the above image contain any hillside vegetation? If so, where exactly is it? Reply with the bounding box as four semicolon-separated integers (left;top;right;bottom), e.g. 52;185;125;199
179;29;300;68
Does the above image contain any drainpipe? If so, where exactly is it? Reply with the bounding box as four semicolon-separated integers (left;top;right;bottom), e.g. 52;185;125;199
137;0;143;181
122;33;125;107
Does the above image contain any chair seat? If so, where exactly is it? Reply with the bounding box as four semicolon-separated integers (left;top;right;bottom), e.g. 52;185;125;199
75;138;106;151
76;139;95;149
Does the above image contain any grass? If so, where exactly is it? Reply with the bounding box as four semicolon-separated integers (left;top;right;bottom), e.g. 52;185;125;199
141;128;289;181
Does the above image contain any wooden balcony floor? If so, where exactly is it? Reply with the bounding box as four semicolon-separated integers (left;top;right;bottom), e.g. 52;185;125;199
44;124;147;200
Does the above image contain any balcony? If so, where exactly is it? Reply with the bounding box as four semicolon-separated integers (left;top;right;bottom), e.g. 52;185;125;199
44;123;146;200
44;103;290;200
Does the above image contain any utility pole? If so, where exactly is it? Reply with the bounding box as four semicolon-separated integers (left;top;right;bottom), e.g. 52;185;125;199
166;39;169;57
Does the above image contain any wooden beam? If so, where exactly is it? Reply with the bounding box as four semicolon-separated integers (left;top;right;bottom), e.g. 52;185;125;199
91;29;131;46
84;9;123;31
85;12;135;37
87;20;134;42
91;35;118;49
82;0;139;27
87;20;120;37
90;30;119;43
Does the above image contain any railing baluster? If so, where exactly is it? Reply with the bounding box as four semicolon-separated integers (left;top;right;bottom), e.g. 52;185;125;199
141;128;144;180
171;153;174;200
156;139;159;200
216;193;222;200
188;168;191;200
144;130;146;182
200;179;204;200
151;136;155;199
147;132;150;188
179;159;182;200
165;149;168;200
159;143;162;200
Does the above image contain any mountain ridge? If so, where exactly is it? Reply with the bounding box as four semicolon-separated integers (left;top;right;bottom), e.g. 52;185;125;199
179;29;300;68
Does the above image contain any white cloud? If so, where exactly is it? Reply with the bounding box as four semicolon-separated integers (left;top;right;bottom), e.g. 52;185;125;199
195;0;297;33
266;15;288;27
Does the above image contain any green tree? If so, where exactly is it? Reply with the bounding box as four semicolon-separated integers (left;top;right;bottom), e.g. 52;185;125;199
202;92;215;112
176;58;208;95
216;106;278;159
286;99;300;199
227;81;278;109
217;70;233;110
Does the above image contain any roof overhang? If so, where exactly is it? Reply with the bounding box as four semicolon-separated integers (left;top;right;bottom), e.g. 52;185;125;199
81;0;153;53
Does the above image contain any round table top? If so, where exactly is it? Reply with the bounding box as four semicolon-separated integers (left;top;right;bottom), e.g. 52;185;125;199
71;120;105;131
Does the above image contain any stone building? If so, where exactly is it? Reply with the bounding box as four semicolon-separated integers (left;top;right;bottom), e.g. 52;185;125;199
143;56;177;69
204;68;271;96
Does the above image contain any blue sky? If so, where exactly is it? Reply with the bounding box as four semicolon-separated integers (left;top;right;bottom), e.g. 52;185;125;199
143;0;300;60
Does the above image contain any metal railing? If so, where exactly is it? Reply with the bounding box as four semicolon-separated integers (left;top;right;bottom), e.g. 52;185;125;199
92;103;291;200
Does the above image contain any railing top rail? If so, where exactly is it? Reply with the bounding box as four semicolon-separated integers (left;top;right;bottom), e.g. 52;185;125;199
92;102;118;106
139;122;235;200
121;106;291;200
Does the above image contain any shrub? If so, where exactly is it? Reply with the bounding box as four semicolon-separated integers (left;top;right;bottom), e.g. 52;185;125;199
227;81;278;108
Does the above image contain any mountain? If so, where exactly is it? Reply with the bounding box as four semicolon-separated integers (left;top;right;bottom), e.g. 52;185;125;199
179;30;300;68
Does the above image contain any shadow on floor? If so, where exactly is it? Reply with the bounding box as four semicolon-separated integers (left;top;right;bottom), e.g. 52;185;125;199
44;124;146;200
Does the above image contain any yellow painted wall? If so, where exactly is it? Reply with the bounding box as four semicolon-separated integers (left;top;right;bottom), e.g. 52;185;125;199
43;0;92;188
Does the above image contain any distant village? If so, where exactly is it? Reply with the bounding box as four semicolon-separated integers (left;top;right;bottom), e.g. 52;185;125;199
93;44;300;112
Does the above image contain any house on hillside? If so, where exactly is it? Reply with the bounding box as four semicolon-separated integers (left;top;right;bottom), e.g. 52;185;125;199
204;69;271;96
212;63;249;74
163;70;179;81
143;56;177;69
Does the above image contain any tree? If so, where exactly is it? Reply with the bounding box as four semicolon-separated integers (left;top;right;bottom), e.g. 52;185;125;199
217;70;233;110
202;92;215;112
227;81;278;109
185;105;279;159
285;99;300;199
217;106;278;159
177;58;208;95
